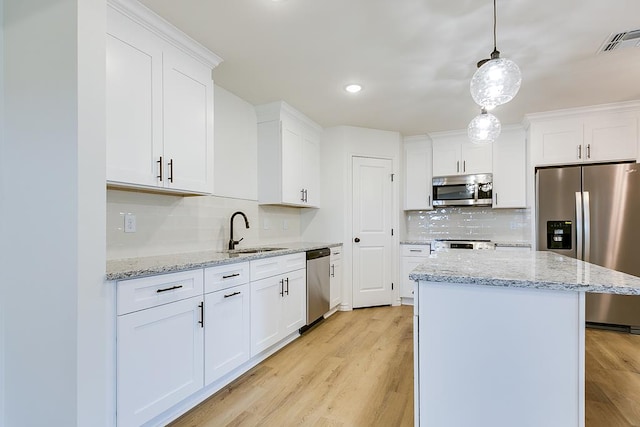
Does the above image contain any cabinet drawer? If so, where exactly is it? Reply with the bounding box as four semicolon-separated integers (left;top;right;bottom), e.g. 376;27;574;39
402;244;431;257
250;252;306;281
330;246;343;260
204;262;249;293
117;269;204;315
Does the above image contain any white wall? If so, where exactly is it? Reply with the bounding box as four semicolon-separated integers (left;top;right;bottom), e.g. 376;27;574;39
302;125;401;309
2;1;109;426
213;85;258;200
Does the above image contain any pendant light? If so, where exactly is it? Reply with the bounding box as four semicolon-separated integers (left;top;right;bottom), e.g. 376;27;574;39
468;108;501;144
470;0;522;109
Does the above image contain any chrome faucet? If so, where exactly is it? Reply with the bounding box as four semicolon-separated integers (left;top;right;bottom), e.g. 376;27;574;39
228;211;250;250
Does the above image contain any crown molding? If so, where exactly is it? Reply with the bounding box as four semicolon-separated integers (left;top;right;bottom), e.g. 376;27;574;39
107;0;223;69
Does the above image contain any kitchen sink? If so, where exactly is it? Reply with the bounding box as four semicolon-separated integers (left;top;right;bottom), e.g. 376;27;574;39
228;247;284;254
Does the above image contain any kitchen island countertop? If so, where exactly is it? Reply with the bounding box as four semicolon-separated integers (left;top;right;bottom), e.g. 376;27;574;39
106;242;342;281
409;250;640;295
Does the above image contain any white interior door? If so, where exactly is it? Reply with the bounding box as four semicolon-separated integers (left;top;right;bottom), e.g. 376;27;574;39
352;156;393;308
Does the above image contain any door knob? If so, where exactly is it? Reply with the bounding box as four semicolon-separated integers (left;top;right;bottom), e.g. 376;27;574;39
354;237;360;243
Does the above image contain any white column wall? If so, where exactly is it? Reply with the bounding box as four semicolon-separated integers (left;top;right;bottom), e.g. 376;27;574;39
2;1;108;426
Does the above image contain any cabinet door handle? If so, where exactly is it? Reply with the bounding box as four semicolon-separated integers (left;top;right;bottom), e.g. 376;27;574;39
428;195;431;206
331;264;335;277
300;189;305;202
304;189;308;202
495;193;498;206
279;279;284;296
168;159;174;183
456;161;460;173
285;277;289;295
577;145;582;159
198;302;204;328
463;160;466;172
224;291;241;298
587;144;591;159
157;156;163;181
156;284;183;293
222;273;240;279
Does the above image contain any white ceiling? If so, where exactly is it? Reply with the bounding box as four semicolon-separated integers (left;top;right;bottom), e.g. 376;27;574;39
139;0;640;135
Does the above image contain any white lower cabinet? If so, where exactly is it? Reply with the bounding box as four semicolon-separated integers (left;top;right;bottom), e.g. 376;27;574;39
117;295;204;427
330;247;343;309
116;254;310;425
204;283;250;385
401;244;430;299
250;254;306;356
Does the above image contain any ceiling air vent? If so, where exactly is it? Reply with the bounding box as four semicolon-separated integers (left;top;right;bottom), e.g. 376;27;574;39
598;29;640;53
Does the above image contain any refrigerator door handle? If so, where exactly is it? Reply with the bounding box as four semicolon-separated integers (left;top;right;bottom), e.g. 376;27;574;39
575;192;583;260
583;191;591;263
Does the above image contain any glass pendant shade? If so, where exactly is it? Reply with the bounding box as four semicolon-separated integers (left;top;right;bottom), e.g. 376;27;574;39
470;57;522;108
468;110;501;144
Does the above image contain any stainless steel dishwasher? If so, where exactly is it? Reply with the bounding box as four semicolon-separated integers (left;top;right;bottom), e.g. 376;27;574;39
303;248;330;331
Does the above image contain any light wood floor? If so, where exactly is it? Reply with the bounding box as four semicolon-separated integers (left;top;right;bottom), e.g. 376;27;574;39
586;328;640;426
170;306;640;427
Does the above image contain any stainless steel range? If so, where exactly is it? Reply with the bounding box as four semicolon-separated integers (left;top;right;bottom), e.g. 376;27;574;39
431;239;495;252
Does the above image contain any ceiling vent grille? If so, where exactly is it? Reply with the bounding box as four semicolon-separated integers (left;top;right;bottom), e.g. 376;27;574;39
598;29;640;53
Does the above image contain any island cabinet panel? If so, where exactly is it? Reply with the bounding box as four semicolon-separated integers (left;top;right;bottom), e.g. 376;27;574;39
415;282;585;427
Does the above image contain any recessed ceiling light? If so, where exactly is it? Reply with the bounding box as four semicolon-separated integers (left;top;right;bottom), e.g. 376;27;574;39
344;84;362;93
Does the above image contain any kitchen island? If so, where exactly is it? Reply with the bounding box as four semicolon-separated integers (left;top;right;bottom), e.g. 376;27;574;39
410;250;640;427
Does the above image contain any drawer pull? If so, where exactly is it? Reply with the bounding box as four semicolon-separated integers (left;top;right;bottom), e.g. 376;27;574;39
156;285;183;293
224;291;241;298
409;249;422;252
222;273;240;279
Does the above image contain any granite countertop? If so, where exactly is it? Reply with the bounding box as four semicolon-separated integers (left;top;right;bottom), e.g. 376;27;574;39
106;242;342;281
400;240;531;248
409;250;640;295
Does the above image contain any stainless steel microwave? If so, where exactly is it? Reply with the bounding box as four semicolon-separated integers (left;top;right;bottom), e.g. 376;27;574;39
432;174;493;207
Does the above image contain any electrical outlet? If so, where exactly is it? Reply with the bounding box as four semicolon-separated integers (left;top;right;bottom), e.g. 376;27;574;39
124;213;136;233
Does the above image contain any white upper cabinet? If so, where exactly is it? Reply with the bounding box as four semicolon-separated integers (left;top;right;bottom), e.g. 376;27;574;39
431;131;492;177
403;135;433;210
256;101;322;208
106;1;221;194
492;127;527;208
528;105;640;167
162;45;214;193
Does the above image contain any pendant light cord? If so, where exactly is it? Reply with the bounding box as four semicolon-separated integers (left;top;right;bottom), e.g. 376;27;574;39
491;0;500;58
493;0;497;51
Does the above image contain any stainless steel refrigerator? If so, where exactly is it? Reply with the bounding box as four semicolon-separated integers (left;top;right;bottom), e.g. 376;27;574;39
536;162;640;332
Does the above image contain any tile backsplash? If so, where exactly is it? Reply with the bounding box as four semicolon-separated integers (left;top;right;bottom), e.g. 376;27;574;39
107;190;302;259
405;207;531;243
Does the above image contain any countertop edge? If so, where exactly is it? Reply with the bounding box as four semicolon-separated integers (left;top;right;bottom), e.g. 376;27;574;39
106;242;342;282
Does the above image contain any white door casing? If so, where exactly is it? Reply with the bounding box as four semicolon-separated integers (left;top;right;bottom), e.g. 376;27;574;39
352;156;394;308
